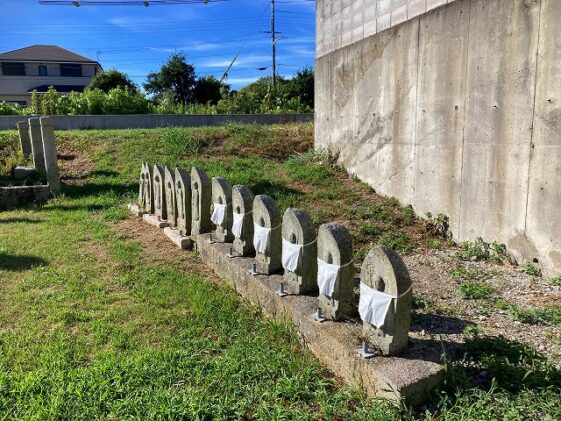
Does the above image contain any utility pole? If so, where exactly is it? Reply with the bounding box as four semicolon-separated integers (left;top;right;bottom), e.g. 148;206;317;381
271;0;276;87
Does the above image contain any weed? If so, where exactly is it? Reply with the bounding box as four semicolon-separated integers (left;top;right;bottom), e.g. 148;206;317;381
549;275;561;286
522;262;542;277
424;212;450;238
455;238;513;264
458;280;496;300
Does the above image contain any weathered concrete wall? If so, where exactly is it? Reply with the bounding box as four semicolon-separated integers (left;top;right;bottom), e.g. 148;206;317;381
316;0;561;274
0;113;314;131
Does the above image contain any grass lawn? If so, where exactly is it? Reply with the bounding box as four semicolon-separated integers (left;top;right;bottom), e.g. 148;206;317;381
0;123;559;419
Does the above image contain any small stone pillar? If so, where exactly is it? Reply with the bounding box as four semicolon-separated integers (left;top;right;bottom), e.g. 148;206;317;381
232;185;255;256
28;118;46;173
253;195;282;274
282;208;317;294
211;176;234;242
16;121;32;160
140;162;154;214
153;165;167;221
317;223;357;320
175;168;192;237
360;245;413;356
164;166;177;228
39;117;60;193
191;167;211;235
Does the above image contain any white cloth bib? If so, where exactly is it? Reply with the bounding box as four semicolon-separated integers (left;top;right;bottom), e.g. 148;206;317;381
253;223;271;254
317;258;340;297
282;239;302;272
211;203;226;225
232;212;244;238
359;283;395;328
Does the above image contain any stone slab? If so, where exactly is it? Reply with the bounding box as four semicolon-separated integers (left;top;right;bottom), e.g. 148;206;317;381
0;185;49;210
128;203;145;217
12;166;36;180
193;233;443;405
163;227;193;250
143;213;169;229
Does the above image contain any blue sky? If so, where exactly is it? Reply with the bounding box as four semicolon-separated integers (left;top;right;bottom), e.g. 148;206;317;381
0;0;315;89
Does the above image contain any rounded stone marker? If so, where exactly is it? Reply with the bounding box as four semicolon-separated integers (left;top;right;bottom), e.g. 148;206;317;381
175;168;192;237
153;164;167;222
282;208;318;294
253;194;282;274
360;245;413;356
191;167;211;235
164;166;177;227
211;176;234;243
232;184;255;256
317;223;357;320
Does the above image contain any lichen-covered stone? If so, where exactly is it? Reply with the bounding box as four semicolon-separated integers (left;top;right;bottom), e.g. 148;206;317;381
164;166;177;227
317;223;357;320
232;185;255;256
211;176;234;242
360;245;412;355
253;195;282;274
282;208;318;294
175;168;192;237
191;167;211;235
153;164;167;221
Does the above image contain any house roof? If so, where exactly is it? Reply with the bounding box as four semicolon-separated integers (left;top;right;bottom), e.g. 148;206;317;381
0;45;100;65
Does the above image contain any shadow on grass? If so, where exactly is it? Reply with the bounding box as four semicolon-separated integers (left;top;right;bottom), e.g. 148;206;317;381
249;180;302;202
0;218;44;224
61;183;136;199
0;253;48;271
411;313;475;335
63;169;121;182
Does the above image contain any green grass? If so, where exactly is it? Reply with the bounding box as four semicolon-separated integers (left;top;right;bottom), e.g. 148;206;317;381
1;124;560;419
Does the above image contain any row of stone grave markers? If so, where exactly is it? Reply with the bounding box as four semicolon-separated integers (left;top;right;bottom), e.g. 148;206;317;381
130;163;413;357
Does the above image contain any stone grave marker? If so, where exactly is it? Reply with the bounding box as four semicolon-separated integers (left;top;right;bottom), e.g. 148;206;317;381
211;176;234;242
359;245;413;355
316;223;357;320
164;166;177;228
253;195;282;274
143;164;169;228
39;117;60;194
28;118;46;173
17;121;32;160
175;168;192;237
191;167;211;235
129;162;148;216
142;162;154;214
282;208;318;294
232;185;255;256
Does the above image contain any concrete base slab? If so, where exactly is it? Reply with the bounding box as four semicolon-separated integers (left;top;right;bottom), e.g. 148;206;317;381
142;214;169;228
128;203;146;217
164;227;193;249
0;185;50;210
12;166;36;180
193;234;443;405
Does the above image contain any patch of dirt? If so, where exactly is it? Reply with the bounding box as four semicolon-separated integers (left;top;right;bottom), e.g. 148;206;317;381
57;146;95;185
112;216;215;280
405;249;561;363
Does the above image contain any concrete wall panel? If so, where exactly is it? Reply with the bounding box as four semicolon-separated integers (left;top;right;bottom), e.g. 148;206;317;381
526;0;561;270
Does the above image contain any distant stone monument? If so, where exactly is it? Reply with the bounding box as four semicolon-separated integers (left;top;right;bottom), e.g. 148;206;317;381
164;166;177;228
175;168;192;237
28;118;45;173
253;195;282;274
316;223;357;320
143;164;169;228
191;167;211;235
16;121;31;160
39;117;60;193
359;245;413;355
282;208;318;294
230;185;254;256
211;176;234;242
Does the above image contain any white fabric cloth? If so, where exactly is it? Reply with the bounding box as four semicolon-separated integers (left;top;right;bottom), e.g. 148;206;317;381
282;239;302;272
317;258;340;297
358;283;395;328
253;223;271;253
211;203;226;225
232;212;244;238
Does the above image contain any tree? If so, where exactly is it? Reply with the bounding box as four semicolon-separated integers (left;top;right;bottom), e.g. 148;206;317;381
87;69;137;94
287;67;314;108
144;53;197;107
194;76;229;105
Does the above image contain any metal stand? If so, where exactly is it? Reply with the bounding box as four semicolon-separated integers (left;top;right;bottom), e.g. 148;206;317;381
276;282;288;297
249;263;258;276
359;341;375;359
313;307;326;323
227;246;236;258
